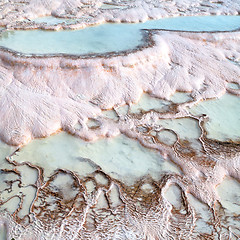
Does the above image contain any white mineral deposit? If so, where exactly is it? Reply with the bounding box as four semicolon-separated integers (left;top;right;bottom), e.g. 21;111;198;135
0;0;240;239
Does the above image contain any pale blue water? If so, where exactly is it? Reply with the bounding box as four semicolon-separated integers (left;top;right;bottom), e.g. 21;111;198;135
0;15;240;55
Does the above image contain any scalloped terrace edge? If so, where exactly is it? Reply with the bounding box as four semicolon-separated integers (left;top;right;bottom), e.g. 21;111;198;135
1;27;240;59
0;27;240;146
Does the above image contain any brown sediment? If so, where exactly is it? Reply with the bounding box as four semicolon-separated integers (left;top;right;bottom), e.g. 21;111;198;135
0;29;154;59
0;2;240;239
0;28;238;145
0;124;240;238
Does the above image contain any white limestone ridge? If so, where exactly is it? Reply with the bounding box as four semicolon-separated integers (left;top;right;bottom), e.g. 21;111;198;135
0;30;239;145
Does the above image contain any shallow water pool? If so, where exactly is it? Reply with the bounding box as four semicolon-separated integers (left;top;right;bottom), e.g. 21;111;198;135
1;15;240;55
11;132;181;185
189;93;240;142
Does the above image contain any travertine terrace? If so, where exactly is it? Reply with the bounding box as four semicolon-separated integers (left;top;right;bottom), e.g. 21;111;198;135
0;0;240;239
1;0;240;30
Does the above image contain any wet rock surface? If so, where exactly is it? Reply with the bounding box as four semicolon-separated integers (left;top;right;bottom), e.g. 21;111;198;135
0;1;240;239
0;91;239;239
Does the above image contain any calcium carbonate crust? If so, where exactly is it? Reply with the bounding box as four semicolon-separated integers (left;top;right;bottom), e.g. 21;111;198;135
0;29;240;146
0;2;240;239
1;0;240;30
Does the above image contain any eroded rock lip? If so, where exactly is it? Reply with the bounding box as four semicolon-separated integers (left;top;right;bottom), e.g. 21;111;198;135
1;27;240;58
1;0;240;30
0;1;240;239
0;29;240;145
0;29;153;58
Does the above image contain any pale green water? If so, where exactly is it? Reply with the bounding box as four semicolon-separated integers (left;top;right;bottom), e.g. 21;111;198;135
33;16;79;25
0;140;15;163
0;223;7;240
217;177;240;214
0;139;37;219
11;132;181;185
163;184;183;209
129;92;240;142
1;15;240;55
130;93;170;114
157;118;201;140
156;130;178;146
227;82;240;90
104;92;240;143
216;177;240;235
0;14;239;238
187;193;214;235
170;92;192;104
189;94;240;141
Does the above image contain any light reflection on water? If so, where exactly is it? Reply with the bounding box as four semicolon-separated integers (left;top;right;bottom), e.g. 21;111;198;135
11;132;181;184
0;91;240;238
0;8;240;233
189;93;240;142
0;15;240;54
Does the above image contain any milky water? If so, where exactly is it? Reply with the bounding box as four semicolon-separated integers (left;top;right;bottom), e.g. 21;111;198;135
189;93;240;142
0;15;240;55
0;222;7;240
187;193;214;235
129;93;171;114
217;177;240;214
157;118;201;140
32;16;79;25
170;92;192;104
216;177;240;235
127;92;240;142
228;82;240;90
156;130;178;146
163;184;183;209
103;92;240;154
11;132;181;185
0;14;240;238
0;92;240;238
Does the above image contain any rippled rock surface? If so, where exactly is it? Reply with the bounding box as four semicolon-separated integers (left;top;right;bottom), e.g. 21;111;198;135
0;1;240;239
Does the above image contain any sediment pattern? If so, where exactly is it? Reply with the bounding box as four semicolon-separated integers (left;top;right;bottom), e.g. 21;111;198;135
0;30;240;145
0;1;240;239
0;101;240;239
